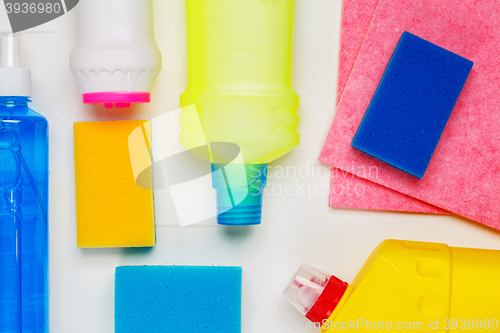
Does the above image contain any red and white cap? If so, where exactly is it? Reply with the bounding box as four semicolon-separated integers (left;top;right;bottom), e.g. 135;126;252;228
284;264;348;325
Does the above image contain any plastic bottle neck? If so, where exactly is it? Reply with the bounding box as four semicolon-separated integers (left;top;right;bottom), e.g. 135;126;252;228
0;96;30;107
211;163;268;225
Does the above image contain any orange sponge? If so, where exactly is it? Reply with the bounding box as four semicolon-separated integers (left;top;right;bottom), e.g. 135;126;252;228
74;120;155;248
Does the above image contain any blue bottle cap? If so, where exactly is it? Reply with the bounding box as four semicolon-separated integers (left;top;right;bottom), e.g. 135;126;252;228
211;163;267;225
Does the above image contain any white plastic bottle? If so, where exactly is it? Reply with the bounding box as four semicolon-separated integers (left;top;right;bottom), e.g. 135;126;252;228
69;0;162;108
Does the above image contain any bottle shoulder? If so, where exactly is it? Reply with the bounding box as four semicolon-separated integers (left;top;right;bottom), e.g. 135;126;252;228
26;107;48;123
0;105;48;124
325;240;453;330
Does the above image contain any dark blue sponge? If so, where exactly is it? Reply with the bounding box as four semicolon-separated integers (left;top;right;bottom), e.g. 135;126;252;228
351;31;473;179
115;266;242;333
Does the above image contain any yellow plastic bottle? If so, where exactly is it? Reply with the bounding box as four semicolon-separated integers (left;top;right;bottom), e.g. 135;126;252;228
180;0;300;225
285;240;500;332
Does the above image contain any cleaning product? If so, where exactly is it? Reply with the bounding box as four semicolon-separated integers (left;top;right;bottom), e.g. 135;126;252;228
115;266;242;333
73;120;155;248
70;0;162;108
285;239;500;332
319;0;500;227
180;0;300;225
0;33;49;333
351;32;473;179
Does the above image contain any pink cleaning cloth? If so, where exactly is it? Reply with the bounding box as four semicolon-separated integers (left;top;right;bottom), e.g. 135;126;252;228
331;0;448;214
322;0;500;228
329;168;447;214
336;0;379;106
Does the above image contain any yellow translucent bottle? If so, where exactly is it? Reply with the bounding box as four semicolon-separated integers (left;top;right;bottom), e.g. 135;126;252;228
180;0;300;225
285;240;500;332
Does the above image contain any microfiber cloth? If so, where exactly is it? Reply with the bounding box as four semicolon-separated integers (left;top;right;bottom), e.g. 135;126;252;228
351;32;473;179
321;0;500;228
115;266;242;333
329;0;448;214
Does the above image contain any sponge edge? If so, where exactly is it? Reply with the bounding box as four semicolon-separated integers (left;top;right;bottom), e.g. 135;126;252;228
74;120;155;248
351;31;473;179
115;266;242;333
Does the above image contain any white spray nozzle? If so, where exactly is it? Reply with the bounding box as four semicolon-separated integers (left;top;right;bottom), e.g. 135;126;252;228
0;33;24;68
0;33;31;97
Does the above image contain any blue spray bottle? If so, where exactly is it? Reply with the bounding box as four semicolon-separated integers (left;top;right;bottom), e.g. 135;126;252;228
0;33;49;333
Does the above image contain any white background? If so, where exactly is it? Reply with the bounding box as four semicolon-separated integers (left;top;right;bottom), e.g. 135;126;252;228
2;1;500;332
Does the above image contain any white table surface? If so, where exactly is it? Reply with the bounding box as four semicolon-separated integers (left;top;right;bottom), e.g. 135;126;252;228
1;1;500;332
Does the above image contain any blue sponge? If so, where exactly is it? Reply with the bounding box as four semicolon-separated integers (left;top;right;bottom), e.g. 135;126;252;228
351;31;473;179
115;266;242;333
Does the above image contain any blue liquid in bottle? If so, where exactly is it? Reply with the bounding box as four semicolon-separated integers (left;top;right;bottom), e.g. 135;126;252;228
0;34;49;333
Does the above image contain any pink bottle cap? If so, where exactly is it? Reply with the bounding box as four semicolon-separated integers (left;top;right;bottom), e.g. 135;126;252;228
82;92;150;108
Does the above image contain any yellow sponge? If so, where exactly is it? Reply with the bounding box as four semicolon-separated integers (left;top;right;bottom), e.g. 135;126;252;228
74;120;155;248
